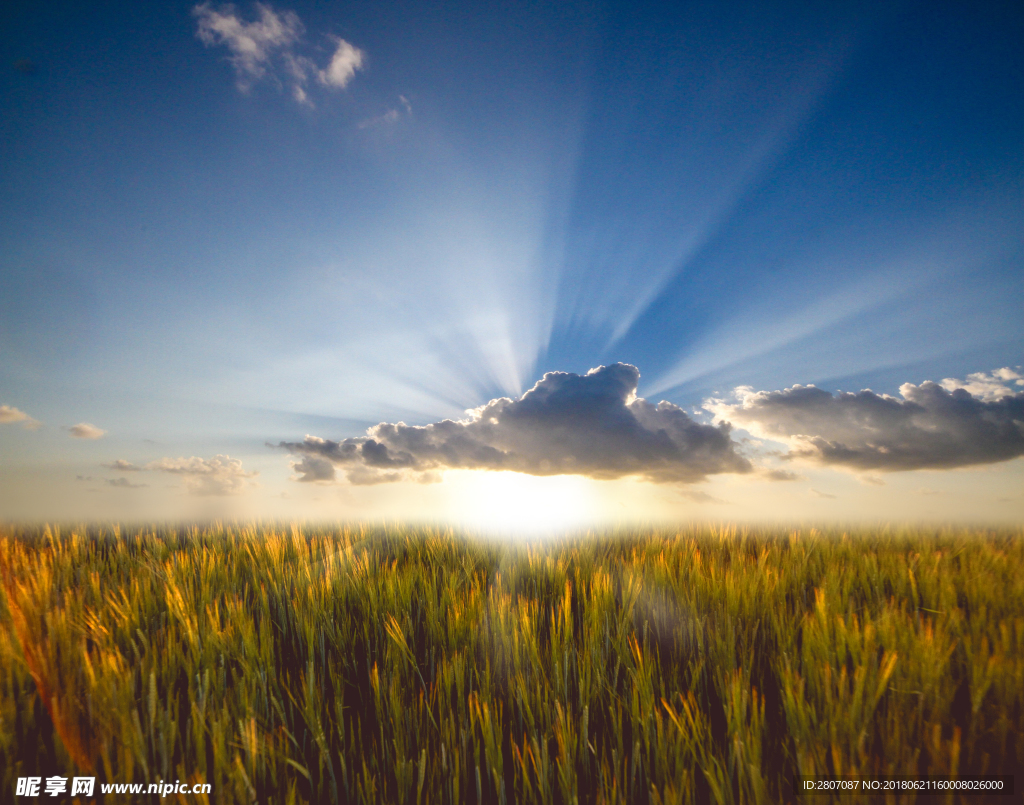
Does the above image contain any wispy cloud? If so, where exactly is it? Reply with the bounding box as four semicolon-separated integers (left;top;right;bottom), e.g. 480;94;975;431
276;363;751;485
707;368;1024;472
146;454;257;496
318;36;364;88
760;468;802;482
193;2;364;105
358;95;411;129
0;404;41;430
680;490;726;504
69;423;107;439
105;477;148;489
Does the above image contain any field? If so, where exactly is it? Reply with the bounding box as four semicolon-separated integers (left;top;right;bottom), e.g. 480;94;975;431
1;523;1021;803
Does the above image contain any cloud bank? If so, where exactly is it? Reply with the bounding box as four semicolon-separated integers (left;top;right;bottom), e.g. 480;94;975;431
707;369;1024;472
193;3;364;104
0;405;41;430
277;364;752;485
146;455;256;496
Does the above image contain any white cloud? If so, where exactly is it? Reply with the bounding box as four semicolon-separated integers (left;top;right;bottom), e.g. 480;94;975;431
147;454;257;496
277;364;751;485
939;367;1023;401
193;3;364;104
707;368;1024;472
193;2;302;88
318;36;364;88
0;404;41;430
69;423;107;440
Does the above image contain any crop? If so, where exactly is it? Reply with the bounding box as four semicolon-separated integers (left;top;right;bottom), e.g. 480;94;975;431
1;522;1021;803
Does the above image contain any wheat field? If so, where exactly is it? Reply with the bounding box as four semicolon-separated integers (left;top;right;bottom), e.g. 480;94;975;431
1;523;1020;803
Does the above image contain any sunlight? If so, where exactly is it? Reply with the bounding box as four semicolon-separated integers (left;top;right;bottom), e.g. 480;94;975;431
443;470;603;535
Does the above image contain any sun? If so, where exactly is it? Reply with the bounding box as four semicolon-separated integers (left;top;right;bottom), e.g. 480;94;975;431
442;470;603;535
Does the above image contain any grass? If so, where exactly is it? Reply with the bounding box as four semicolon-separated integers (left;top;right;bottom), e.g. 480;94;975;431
0;522;1021;803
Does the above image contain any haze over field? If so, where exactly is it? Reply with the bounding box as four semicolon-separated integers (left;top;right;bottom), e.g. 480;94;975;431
1;0;1022;527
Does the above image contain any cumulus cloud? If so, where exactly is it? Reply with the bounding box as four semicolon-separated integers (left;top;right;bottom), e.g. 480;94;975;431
290;454;336;483
707;370;1024;472
276;364;752;485
69;423;107;440
193;3;364;104
104;459;141;471
0;404;41;430
939;367;1023;401
146;454;257;496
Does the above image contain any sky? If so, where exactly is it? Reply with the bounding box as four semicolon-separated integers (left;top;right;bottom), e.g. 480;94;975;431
1;0;1022;530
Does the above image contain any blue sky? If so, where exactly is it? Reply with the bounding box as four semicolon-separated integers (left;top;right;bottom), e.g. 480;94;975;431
1;0;1022;524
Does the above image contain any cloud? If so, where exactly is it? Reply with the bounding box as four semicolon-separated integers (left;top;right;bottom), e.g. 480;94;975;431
69;423;107;440
707;369;1024;472
146;454;257;496
358;108;400;129
811;489;837;499
0;404;41;430
104;459;141;471
105;477;148;489
290;454;336;483
193;2;302;87
680;490;726;504
193;3;364;104
358;95;411;129
939;367;1023;401
760;468;802;482
276;364;752;485
318;36;364;88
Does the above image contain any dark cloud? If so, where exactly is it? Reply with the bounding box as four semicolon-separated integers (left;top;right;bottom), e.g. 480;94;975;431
276;364;752;485
708;377;1024;472
291;455;336;483
12;59;36;75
